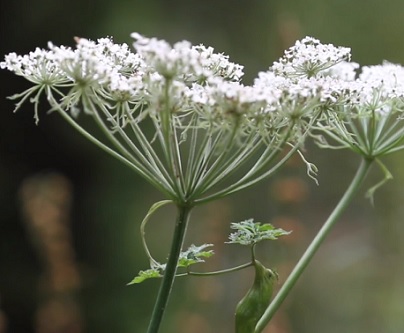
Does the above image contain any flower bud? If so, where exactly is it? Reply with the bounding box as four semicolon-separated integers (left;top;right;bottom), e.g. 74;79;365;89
235;260;277;333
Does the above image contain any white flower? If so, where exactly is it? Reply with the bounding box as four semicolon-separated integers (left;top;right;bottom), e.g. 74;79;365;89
358;61;404;99
1;47;68;85
254;69;357;118
271;36;351;78
132;33;243;83
49;37;145;94
1;47;71;123
193;45;244;82
321;61;359;81
186;78;269;119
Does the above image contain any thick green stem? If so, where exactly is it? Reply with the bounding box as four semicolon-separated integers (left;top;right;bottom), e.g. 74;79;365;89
146;204;193;333
254;157;373;333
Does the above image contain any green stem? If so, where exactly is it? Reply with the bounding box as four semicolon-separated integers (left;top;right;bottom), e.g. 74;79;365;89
254;157;373;333
146;204;193;333
175;262;253;277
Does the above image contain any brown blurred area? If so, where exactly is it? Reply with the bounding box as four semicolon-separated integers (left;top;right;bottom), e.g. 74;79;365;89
20;174;83;333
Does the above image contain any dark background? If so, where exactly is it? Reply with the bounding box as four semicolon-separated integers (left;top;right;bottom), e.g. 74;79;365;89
1;1;404;333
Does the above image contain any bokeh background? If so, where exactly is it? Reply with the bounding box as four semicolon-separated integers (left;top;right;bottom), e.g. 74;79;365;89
1;1;404;332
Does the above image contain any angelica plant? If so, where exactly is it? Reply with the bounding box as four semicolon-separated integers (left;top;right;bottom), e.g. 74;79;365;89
3;34;404;333
1;34;318;333
254;39;404;333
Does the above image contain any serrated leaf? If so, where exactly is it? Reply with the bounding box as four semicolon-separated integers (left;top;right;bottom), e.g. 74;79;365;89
178;244;214;268
226;219;291;246
129;244;214;284
127;268;163;285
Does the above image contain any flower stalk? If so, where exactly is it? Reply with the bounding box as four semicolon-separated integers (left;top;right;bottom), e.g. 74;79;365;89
146;204;193;333
254;157;373;333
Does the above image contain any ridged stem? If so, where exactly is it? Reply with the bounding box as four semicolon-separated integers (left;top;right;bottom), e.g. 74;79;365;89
255;157;373;333
146;204;193;333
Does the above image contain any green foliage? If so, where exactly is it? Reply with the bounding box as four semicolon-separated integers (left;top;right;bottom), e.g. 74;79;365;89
127;268;164;284
178;244;214;268
129;243;214;284
227;219;291;246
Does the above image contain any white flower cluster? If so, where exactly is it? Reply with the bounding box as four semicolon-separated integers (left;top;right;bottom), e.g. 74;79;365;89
359;61;404;94
3;33;404;197
271;37;352;78
1;48;69;85
2;33;404;137
255;36;404;119
1;34;251;122
132;33;244;83
253;37;360;120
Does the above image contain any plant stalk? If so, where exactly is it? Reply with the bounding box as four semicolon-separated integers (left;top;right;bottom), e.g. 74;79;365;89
255;157;373;333
146;204;193;333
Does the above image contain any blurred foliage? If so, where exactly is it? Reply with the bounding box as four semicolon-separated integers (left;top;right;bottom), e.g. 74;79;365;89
1;0;404;333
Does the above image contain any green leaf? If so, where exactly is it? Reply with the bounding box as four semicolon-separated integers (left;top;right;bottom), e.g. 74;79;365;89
128;244;214;284
178;244;214;268
227;219;291;246
127;268;163;284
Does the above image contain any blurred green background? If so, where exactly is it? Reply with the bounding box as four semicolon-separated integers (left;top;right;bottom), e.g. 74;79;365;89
1;0;404;332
